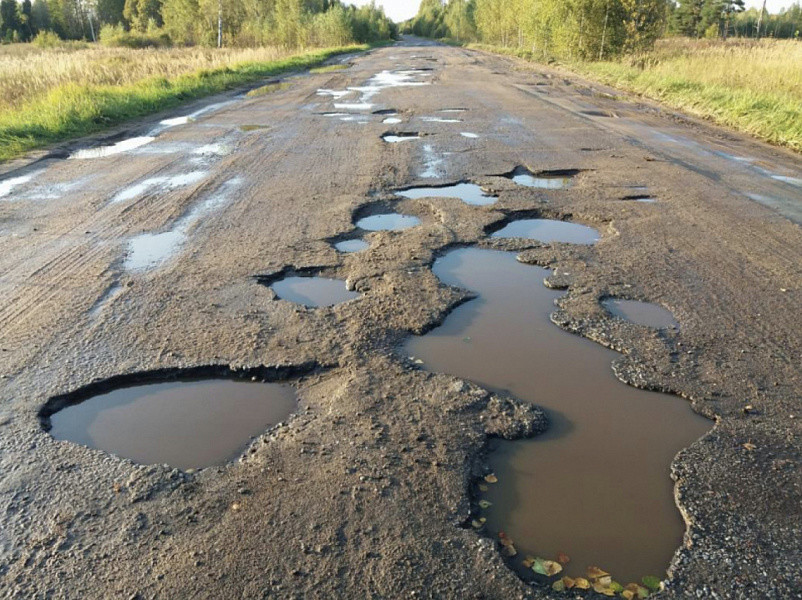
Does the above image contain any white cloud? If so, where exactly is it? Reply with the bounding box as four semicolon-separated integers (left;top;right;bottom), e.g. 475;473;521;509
346;0;422;23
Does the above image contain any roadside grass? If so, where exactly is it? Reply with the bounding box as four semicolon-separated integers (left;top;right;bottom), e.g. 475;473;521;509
471;38;802;152
245;81;293;97
309;64;350;73
0;44;366;161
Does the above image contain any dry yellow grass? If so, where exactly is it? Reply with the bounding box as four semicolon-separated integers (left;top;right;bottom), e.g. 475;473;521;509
0;44;298;111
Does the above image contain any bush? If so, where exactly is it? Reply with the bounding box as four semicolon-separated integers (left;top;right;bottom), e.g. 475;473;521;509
99;24;171;48
31;31;63;48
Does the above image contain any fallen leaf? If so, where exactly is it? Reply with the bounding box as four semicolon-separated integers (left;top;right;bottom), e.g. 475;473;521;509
573;577;590;590
642;575;661;591
586;566;609;580
552;579;565;592
521;556;536;568
498;532;517;557
622;591;635;600
610;581;624;593
624;582;650;599
484;474;498;483
478;484;489;492
561;576;575;589
231;502;241;511
597;575;612;587
556;551;570;565
471;519;483;529
592;581;615;596
478;500;492;509
743;442;757;451
532;558;562;577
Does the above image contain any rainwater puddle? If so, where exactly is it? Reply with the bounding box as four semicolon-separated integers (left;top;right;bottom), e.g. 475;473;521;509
603;299;679;330
70;136;156;160
420;145;444;178
356;213;421;231
270;276;359;307
404;248;710;583
48;379;296;470
622;194;657;203
396;183;496;206
0;170;43;199
334;239;369;253
124;178;240;272
460;132;479;139
422;116;463;124
111;171;206;204
317;89;352;99
383;117;403;125
440;108;468;113
509;167;576;190
383;133;421;143
491;219;599;244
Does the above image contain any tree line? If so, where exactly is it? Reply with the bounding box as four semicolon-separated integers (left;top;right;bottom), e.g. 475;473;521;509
0;0;398;47
405;0;801;60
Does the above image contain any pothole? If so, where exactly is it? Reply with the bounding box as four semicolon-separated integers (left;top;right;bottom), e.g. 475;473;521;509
421;116;463;124
382;132;421;143
440;108;468;113
70;136;156;160
334;238;370;253
460;132;479;139
43;375;299;470
383;117;403;125
490;218;600;244
404;247;709;584
602;298;679;330
396;183;497;206
356;213;421;231
622;194;657;203
507;166;578;190
267;275;360;307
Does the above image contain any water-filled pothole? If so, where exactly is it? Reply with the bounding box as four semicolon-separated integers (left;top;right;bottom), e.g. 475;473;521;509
70;136;156;160
356;213;421;231
334;239;370;253
622;194;657;203
404;248;709;583
603;298;679;330
396;183;497;206
45;378;297;470
269;276;360;307
491;218;600;244
508;166;578;190
383;132;421;143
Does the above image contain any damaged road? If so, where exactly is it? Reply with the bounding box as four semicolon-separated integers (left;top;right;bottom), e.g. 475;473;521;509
0;39;801;599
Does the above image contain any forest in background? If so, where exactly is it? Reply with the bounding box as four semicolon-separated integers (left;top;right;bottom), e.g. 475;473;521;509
406;0;801;60
0;0;397;48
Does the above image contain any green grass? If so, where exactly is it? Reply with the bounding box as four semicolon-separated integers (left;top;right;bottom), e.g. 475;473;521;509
245;81;293;97
0;45;366;161
472;38;802;152
309;64;350;74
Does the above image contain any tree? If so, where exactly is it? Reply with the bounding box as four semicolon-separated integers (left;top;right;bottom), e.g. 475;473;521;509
97;0;126;24
124;0;163;31
672;0;705;37
31;0;51;31
701;0;745;39
0;0;21;40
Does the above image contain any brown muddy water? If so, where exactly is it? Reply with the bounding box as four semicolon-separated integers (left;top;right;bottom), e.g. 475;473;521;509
270;276;360;307
396;183;497;206
49;380;297;470
404;248;710;583
603;299;679;330
491;219;600;245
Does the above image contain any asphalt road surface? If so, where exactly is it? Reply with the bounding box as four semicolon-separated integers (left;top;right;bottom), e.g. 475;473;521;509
1;39;800;599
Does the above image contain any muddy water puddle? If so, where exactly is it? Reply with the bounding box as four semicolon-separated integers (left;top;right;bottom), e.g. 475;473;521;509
270;276;359;307
396;183;496;206
0;170;43;199
48;379;297;469
70;136;156;159
603;299;679;330
356;213;421;231
492;219;599;244
383;133;421;143
509;167;576;190
404;248;710;583
334;239;369;253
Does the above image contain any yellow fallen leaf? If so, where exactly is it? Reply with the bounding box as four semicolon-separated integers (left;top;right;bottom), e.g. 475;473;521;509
478;484;489;492
498;532;517;557
552;579;565;592
471;519;483;529
586;566;609;580
478;500;492;509
743;442;757;451
598;575;612;587
484;474;498;483
543;560;563;576
573;577;590;590
622;591;635;600
626;582;650;599
561;576;575;589
521;556;536;568
593;581;615;596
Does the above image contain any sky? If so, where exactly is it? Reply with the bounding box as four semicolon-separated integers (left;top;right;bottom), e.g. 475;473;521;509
347;0;799;23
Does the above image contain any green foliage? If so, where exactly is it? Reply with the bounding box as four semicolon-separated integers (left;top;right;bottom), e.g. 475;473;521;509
99;22;171;46
0;44;364;160
31;29;62;46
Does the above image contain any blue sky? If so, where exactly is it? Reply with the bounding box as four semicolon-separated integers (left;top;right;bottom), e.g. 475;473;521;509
347;0;799;23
